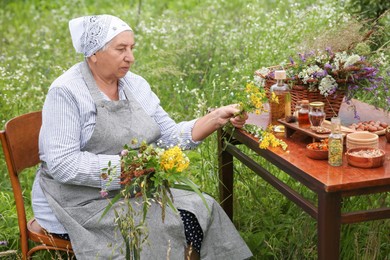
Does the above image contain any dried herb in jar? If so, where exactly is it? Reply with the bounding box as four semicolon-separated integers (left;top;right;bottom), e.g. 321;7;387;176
328;117;343;166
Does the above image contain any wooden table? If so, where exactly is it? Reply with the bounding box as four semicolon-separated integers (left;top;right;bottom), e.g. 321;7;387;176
217;123;390;259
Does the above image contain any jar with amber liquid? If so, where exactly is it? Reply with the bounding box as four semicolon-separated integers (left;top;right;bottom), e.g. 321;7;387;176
298;100;310;128
309;101;325;129
270;70;291;128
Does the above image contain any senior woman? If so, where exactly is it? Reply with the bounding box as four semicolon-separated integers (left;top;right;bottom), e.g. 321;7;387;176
32;14;252;260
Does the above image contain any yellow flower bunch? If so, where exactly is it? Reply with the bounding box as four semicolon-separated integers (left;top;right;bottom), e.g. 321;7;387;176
229;80;288;151
258;125;288;150
236;81;270;115
101;141;206;220
159;146;190;172
101;142;208;259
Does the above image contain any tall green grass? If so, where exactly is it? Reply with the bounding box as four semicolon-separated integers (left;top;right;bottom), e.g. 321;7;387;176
1;0;389;259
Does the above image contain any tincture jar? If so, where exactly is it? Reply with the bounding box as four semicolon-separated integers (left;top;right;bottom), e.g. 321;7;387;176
269;70;291;127
309;101;326;128
298;100;310;128
328;117;343;166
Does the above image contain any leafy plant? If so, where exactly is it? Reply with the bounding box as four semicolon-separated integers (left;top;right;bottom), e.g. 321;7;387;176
100;142;207;259
228;80;288;150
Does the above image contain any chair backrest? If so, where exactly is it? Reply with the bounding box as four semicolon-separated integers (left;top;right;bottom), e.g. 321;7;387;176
0;111;42;257
1;111;41;174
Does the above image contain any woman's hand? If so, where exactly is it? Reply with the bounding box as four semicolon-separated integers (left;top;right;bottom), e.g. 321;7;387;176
216;104;248;128
191;104;248;141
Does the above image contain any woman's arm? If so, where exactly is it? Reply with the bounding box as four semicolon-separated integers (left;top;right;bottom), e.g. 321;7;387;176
127;75;247;148
191;105;247;141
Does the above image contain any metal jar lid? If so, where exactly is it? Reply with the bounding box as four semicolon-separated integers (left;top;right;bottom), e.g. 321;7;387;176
309;101;325;107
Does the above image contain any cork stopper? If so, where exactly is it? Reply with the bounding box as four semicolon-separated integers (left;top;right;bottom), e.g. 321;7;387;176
274;70;286;80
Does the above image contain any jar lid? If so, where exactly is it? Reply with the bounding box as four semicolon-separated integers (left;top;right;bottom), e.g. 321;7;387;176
309;101;325;107
301;99;309;104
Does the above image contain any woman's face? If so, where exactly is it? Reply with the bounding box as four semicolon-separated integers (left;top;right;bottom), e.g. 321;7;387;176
93;30;135;80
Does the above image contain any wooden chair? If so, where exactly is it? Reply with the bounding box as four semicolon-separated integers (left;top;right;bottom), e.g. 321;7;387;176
0;111;73;259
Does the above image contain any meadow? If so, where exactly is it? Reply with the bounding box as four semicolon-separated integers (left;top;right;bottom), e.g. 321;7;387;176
0;0;389;259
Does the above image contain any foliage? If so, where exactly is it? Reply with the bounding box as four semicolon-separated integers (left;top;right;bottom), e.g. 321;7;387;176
235;81;274;116
100;142;206;259
228;80;288;150
345;0;390;20
260;49;383;103
1;0;389;259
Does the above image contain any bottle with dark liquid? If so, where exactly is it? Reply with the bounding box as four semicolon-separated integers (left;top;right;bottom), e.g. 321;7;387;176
298;99;310;128
309;101;325;129
270;70;291;128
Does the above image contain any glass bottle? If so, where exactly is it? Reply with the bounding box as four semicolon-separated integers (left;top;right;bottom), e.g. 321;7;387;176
309;101;326;129
298;99;310;128
328;117;343;166
293;101;301;118
270;70;291;127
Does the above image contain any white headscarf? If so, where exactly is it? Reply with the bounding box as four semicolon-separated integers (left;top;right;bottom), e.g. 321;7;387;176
69;15;133;57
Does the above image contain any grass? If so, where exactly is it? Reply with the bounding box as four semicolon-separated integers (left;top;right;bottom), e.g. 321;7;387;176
1;0;389;259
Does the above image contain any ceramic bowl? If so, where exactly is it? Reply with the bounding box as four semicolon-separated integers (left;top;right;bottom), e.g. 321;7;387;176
346;147;385;168
386;126;390;143
346;132;379;150
306;142;328;160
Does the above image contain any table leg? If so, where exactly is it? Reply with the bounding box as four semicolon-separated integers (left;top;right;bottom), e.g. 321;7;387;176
218;130;234;220
317;191;342;260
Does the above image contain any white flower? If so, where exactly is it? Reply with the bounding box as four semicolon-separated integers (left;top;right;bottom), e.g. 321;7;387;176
319;75;338;96
333;51;349;70
344;54;361;68
298;65;322;83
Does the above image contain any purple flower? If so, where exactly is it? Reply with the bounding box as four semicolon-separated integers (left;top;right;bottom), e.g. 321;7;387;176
299;53;305;62
100;190;109;198
289;57;295;65
324;63;332;70
0;241;8;246
353;109;361;120
364;84;377;91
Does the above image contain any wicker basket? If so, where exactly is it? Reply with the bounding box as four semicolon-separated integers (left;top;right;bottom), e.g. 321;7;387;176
256;69;345;119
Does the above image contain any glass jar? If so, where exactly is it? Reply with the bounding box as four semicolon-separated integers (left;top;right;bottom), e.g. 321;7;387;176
270;70;291;128
309;101;326;128
328;117;343;166
298;100;310;128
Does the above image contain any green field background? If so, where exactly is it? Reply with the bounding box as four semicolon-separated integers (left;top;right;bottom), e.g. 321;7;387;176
1;0;389;259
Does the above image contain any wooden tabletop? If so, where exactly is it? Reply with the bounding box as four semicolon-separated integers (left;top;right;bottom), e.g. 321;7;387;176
235;128;390;193
242;99;390;193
